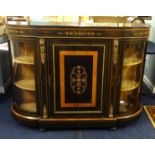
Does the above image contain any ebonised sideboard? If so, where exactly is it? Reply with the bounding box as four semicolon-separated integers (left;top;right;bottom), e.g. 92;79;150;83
6;22;150;128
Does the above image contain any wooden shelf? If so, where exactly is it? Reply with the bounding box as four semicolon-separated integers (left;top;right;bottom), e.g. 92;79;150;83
14;56;34;65
123;58;143;67
15;79;35;91
19;102;36;113
121;80;139;91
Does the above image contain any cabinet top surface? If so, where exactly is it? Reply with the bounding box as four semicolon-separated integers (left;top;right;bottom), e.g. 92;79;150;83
6;22;150;28
6;22;150;38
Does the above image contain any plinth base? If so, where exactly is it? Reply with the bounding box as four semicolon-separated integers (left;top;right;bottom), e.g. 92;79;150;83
11;103;143;129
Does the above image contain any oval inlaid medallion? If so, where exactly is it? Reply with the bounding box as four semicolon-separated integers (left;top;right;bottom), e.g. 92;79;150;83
70;65;87;94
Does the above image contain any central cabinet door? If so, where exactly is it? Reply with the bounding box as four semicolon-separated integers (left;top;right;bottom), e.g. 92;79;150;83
47;39;111;117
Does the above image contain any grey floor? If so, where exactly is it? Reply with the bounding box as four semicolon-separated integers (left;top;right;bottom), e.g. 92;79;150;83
0;84;155;139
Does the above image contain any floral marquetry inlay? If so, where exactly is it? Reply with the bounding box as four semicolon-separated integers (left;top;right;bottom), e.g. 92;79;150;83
70;65;87;95
57;31;102;37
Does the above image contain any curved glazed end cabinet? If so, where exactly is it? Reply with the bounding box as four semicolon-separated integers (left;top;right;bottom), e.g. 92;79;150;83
6;23;150;128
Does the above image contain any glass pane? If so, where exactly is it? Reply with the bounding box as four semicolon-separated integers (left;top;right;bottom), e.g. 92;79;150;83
11;39;37;113
14;64;35;91
119;42;145;113
14;42;35;65
14;88;36;113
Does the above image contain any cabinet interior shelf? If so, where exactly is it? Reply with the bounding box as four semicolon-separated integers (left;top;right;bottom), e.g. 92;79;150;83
121;80;139;92
15;79;35;91
19;102;36;113
14;56;34;65
123;58;143;67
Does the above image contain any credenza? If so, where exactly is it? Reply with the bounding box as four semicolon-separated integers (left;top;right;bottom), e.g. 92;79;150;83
6;22;150;128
